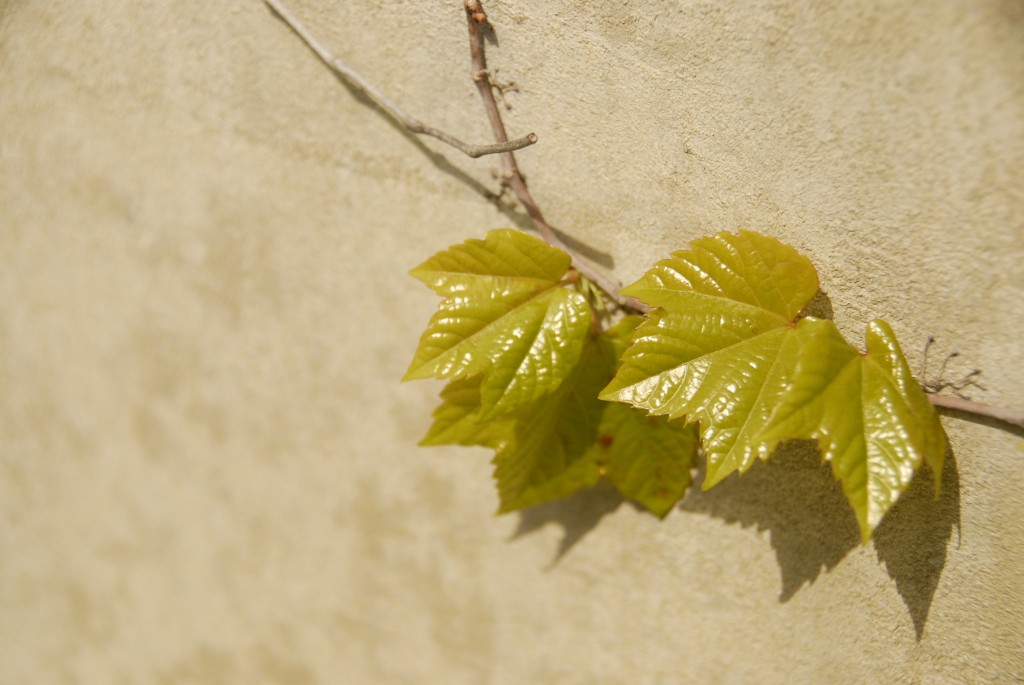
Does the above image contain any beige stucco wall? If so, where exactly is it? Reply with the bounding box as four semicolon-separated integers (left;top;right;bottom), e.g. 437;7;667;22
2;1;1022;683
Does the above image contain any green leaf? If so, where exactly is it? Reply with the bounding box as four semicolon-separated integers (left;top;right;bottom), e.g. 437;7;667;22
420;315;699;516
404;229;591;418
758;319;947;541
592;402;699;517
590;315;699;516
600;230;819;489
419;377;512;450
490;334;613;512
409;228;572;295
415;333;613;513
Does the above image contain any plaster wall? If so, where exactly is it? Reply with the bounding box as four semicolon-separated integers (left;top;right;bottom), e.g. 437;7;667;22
1;1;1022;683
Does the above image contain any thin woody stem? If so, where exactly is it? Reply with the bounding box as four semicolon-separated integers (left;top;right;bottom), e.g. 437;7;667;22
463;1;647;314
927;394;1024;429
263;0;536;158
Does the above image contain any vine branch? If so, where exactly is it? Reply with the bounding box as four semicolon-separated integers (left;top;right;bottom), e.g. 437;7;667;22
927;394;1024;429
262;0;536;158
463;1;646;314
264;0;1023;430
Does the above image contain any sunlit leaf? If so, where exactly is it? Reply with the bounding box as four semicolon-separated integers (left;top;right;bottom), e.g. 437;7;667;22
409;228;572;295
758;319;948;541
410;228;948;543
404;229;591;418
420;316;699;516
419;377;512;450
601;231;819;488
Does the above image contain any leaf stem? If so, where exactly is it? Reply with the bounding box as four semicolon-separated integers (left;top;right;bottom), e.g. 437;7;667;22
262;0;536;158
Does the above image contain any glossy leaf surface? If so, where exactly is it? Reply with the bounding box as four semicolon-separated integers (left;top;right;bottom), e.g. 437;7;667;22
759;319;947;541
404;229;590;418
409;228;572;295
410;228;949;544
601;231;819;488
420;317;699;515
421;335;609;512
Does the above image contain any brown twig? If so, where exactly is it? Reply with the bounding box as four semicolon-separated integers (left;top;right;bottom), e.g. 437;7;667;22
463;1;647;314
263;0;536;158
927;394;1024;429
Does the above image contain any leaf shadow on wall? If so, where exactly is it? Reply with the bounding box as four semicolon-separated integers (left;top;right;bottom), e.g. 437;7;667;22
510;481;626;564
873;443;961;639
679;440;960;640
509;442;959;639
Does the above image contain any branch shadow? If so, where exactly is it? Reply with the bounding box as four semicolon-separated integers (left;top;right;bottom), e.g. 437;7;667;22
326;74;522;217
679;440;961;639
480;14;500;47
327;72;617;269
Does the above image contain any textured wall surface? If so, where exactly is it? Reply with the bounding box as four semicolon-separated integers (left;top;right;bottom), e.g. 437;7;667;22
2;1;1023;683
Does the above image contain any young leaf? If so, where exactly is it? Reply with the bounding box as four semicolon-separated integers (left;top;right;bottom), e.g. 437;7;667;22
592;315;699;516
408;228;572;295
600;231;819;489
417;365;601;511
403;229;591;418
758;319;947;541
593;402;699;517
487;335;614;513
419;377;512;450
420;316;699;516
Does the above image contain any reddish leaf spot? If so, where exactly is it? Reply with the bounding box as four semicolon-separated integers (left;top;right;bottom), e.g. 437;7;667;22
597;434;614;449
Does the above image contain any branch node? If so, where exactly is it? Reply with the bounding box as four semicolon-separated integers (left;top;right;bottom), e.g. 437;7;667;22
466;0;487;23
462;2;644;314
